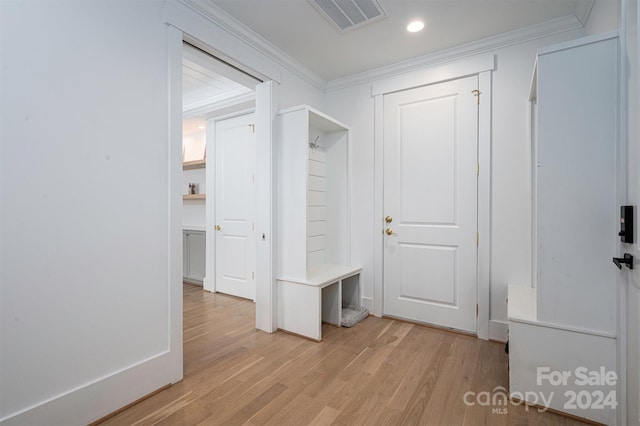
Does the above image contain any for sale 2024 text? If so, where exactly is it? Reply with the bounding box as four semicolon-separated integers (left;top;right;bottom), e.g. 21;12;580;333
537;366;618;410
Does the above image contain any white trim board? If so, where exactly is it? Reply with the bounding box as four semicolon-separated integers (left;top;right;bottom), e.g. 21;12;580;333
0;351;175;426
489;320;508;343
372;57;494;340
361;296;374;313
254;80;279;332
167;24;185;385
537;30;618;56
477;70;492;341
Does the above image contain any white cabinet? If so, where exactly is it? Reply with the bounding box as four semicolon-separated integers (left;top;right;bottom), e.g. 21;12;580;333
533;34;618;333
183;229;205;285
508;32;618;426
277;105;351;280
276;105;361;340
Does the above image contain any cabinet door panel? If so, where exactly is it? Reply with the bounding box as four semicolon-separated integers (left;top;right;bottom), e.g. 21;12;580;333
183;231;189;279
187;231;206;281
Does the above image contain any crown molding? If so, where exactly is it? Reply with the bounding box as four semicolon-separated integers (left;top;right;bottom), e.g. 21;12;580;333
326;14;585;92
178;0;327;92
183;91;256;118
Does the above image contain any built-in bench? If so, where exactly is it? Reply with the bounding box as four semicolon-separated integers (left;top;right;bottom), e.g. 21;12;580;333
277;264;362;341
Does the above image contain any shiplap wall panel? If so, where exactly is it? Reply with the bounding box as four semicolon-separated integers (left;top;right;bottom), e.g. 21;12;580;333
307;145;327;269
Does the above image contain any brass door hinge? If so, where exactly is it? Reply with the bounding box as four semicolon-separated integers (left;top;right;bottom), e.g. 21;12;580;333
472;89;481;104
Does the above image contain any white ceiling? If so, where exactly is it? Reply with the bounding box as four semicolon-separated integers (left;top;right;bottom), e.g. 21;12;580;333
205;0;595;82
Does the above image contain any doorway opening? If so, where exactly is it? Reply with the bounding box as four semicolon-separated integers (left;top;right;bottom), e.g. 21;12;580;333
181;42;260;302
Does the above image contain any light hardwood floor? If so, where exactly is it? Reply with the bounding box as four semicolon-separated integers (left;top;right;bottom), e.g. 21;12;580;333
99;284;589;426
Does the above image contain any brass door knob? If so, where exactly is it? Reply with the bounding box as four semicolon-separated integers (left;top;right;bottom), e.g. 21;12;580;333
385;216;393;223
385;228;394;236
215;225;222;231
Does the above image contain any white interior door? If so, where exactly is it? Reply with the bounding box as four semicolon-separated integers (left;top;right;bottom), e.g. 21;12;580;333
383;76;479;333
214;113;256;300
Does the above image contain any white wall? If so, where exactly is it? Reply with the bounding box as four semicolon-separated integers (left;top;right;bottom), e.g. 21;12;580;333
0;1;178;424
321;83;376;309
183;131;206;161
183;168;206;227
182;130;206;227
0;0;325;424
278;69;325;111
325;8;618;341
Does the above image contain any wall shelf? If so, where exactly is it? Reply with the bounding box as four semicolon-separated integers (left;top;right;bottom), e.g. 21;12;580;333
182;159;206;170
183;194;205;200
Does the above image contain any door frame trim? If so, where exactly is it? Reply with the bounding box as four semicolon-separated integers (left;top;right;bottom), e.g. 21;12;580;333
166;9;280;341
373;54;494;340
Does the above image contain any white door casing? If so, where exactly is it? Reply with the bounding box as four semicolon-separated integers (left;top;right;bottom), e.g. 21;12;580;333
383;76;479;333
214;113;257;300
254;80;278;332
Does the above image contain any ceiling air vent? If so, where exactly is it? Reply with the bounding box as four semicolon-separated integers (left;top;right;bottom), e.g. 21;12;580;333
308;0;387;32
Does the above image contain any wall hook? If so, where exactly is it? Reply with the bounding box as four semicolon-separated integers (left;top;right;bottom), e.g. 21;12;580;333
309;135;321;150
612;253;634;270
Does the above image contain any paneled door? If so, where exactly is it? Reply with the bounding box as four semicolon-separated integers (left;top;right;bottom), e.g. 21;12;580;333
214;113;256;300
383;76;479;333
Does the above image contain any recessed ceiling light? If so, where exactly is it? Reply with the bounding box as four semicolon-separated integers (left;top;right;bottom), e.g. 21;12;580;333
407;21;424;33
197;125;205;129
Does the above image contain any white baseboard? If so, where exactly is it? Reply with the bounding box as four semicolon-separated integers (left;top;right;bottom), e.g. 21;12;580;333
489;319;509;342
361;297;374;315
202;276;215;293
0;351;178;426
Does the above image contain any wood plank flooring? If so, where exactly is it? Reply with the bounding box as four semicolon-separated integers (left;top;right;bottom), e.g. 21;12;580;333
99;284;589;426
